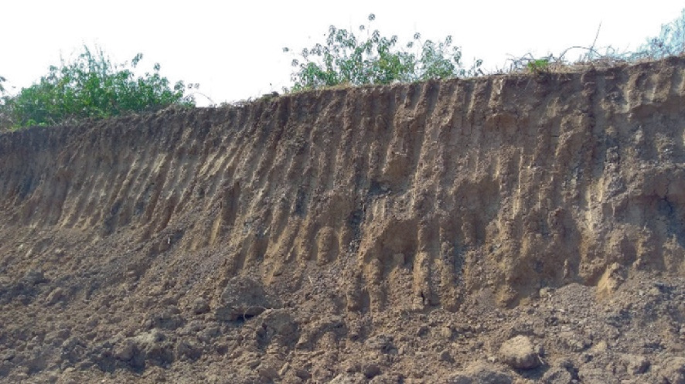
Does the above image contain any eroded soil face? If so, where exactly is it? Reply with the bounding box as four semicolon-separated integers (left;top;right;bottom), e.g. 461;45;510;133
0;57;684;383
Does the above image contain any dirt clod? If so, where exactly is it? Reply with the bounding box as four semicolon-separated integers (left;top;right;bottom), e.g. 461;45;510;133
499;335;541;370
215;276;279;321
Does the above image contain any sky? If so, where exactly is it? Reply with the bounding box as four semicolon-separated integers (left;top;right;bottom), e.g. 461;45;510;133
3;1;684;106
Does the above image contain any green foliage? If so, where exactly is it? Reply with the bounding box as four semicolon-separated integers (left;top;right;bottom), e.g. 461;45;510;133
636;8;685;59
1;46;196;128
526;58;550;74
284;14;483;92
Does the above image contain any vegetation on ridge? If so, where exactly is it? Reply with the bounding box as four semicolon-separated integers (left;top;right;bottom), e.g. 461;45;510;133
636;8;685;59
283;14;483;92
504;8;685;74
1;9;685;131
0;46;196;129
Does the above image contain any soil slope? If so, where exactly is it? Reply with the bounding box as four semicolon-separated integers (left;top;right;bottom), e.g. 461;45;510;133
1;57;685;383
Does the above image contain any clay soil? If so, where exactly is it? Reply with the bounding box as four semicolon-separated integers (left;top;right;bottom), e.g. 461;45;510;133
1;57;685;383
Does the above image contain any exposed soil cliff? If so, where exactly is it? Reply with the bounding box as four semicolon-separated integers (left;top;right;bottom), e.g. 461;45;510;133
1;57;684;383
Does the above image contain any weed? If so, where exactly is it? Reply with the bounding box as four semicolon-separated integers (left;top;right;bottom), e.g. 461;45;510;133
526;58;550;74
634;8;685;59
504;9;685;77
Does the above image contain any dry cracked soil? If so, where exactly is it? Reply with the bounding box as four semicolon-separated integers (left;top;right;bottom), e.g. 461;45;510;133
1;57;685;383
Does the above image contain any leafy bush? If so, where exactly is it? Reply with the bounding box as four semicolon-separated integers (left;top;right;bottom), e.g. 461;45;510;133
283;14;483;92
0;46;196;129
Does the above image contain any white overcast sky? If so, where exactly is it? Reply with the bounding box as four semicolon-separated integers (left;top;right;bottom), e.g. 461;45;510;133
3;1;684;106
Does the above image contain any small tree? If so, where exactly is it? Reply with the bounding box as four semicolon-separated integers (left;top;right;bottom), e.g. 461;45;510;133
1;46;197;128
0;76;9;131
283;14;483;92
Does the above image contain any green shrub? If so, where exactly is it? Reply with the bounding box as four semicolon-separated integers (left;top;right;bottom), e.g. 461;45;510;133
283;14;483;92
526;58;550;74
0;46;196;129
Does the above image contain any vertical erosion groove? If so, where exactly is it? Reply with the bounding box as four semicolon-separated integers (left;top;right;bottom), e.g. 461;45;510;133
1;58;685;308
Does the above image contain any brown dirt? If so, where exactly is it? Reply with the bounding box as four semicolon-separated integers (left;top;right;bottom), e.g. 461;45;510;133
1;57;685;383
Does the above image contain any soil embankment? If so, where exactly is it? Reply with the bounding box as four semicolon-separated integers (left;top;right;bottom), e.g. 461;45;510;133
1;57;684;383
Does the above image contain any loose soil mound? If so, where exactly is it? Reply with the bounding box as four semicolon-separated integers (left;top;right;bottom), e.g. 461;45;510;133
0;57;684;383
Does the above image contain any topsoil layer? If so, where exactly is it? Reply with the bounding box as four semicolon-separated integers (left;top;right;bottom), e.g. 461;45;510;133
1;57;685;383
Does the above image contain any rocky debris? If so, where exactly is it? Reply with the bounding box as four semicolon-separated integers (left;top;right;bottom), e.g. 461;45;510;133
329;372;367;384
111;329;175;371
45;287;65;305
440;349;455;363
143;307;185;330
578;367;618;384
175;340;202;361
364;334;397;354
22;269;47;285
369;373;404;384
660;357;685;384
44;328;71;347
362;362;381;379
621;354;650;375
0;361;11;377
447;361;513;384
215;276;280;321
596;262;627;299
557;331;592;352
498;335;541;370
295;314;347;350
279;362;311;382
257;364;280;381
191;297;210;315
0;269;49;305
61;336;87;366
540;367;574;384
197;324;221;344
133;331;175;368
113;339;137;362
255;309;298;347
